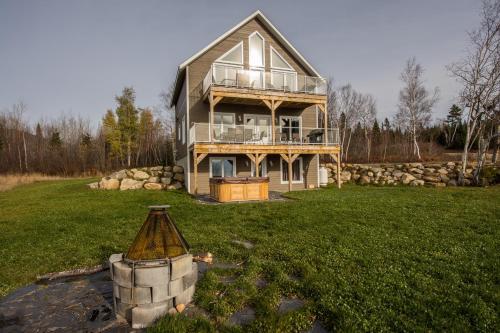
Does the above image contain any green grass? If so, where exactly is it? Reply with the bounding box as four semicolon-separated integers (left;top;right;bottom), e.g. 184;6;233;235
0;180;499;332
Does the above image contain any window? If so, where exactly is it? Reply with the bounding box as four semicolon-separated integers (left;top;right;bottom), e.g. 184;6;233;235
251;157;267;177
281;157;303;183
244;114;271;143
210;157;236;177
270;46;293;70
249;32;264;67
213;113;235;142
279;116;301;143
216;42;243;65
181;116;186;144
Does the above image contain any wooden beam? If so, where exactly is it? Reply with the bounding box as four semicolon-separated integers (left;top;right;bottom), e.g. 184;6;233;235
212;96;223;106
324;102;328;145
196;153;208;165
245;153;256;164
329;154;337;163
256;153;267;165
262;99;272;110
209;86;327;105
280;153;289;163
271;103;276;145
287;152;293;192
274;100;283;110
317;103;325;113
193;151;199;195
209;92;215;142
289;153;300;164
254;153;260;177
193;143;340;155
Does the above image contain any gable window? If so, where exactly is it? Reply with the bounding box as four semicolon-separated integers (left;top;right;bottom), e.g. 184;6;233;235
249;32;264;67
216;42;243;65
213;42;243;87
281;157;303;183
210;157;236;177
270;46;297;91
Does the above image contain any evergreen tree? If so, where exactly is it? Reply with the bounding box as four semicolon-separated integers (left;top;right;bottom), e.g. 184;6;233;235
115;87;138;167
49;131;62;148
372;119;381;146
102;109;122;161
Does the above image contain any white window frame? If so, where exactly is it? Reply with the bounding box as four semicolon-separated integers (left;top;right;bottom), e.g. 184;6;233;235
248;31;265;68
251;157;268;177
213;112;236;142
215;41;244;65
270;45;294;70
280;156;303;184
279;115;302;143
244;114;272;143
181;115;186;144
209;157;236;178
212;63;244;87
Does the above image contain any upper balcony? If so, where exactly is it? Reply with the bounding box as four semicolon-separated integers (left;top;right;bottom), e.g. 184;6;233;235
202;64;327;108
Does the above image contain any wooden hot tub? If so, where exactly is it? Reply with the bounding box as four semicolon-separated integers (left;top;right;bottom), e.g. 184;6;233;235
209;177;269;202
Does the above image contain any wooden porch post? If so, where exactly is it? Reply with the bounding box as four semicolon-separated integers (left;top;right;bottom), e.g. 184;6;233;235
209;92;214;143
324;102;328;144
263;99;282;145
193;151;208;195
287;152;293;192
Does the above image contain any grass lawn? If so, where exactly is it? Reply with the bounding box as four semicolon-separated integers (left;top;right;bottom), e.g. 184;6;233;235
0;179;499;332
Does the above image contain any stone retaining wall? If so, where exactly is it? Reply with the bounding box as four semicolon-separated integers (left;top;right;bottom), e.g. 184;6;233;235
323;162;498;187
87;166;185;191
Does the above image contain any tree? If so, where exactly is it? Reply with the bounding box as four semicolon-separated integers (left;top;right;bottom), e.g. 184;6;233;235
102;109;122;164
396;57;439;160
448;0;500;184
382;118;391;162
115;87;138;167
358;95;377;162
49;131;62;148
446;104;463;146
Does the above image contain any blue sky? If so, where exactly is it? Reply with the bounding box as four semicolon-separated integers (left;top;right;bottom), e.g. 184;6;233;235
0;0;480;128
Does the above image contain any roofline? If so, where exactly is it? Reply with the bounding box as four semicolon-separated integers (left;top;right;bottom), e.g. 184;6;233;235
170;10;323;106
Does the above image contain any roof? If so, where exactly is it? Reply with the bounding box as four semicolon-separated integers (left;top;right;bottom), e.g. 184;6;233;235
170;10;323;107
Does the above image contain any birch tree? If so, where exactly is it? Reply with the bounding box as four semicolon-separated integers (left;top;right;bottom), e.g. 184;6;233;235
448;0;500;184
396;57;439;160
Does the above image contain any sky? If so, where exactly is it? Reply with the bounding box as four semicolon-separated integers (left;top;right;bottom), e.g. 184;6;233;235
0;0;481;128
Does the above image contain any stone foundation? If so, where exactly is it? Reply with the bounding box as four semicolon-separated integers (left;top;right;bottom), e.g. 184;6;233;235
108;253;196;329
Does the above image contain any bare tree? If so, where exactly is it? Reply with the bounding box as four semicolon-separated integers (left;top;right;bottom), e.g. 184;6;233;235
358;94;377;162
448;0;500;184
396;57;439;160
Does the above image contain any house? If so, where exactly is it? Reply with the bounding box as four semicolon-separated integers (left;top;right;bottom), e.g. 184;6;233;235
170;10;341;195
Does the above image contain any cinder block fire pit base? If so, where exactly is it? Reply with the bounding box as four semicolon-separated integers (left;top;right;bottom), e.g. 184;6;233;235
109;253;197;329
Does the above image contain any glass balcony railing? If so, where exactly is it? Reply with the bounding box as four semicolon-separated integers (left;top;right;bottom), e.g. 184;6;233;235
190;123;339;146
202;64;327;96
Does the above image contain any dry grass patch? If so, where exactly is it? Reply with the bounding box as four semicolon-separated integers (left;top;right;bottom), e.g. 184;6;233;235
0;173;65;191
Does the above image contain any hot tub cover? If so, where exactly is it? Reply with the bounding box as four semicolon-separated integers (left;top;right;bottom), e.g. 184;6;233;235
125;205;190;261
209;177;269;184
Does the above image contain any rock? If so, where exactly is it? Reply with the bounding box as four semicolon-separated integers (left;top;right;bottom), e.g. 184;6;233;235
133;171;150;180
109;169;127;180
164;166;172;172
409;168;423;174
401;173;416;184
410;179;425;186
99;178;120;190
149;166;164;171
437;168;448;175
464;179;472;185
174;173;185;182
144;183;163;190
163;171;173;178
423;176;440;183
423;168;436;175
160;177;172;185
393;171;404;178
371;167;383;173
340;171;351;181
448;179;458;186
409;163;423;168
440;175;450;183
173;182;183;190
147;176;159;183
367;171;374;177
428;182;446;187
87;182;99;189
359;175;371;185
173;166;184;173
120;179;145;190
352;174;360;181
327;177;334;184
446;162;456;167
176;304;185;313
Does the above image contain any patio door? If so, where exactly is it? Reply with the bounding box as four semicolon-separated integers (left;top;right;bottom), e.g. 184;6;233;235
244;115;271;143
280;116;301;143
213;112;235;142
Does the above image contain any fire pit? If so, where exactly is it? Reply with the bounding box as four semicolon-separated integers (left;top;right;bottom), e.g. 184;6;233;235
108;205;197;329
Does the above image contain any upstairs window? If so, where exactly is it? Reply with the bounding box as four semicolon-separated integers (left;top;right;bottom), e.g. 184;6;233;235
216;42;243;65
249;32;264;67
270;46;293;70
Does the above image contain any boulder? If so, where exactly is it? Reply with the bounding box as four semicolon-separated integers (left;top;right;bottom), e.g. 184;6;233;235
446;162;456;167
120;179;145;190
163;172;173;178
133;170;150;180
352;174;361;181
87;182;99;189
110;169;127;180
173;182;183;190
160;177;172;185
150;166;164;171
437;168;448;175
440;175;450;183
428;182;446;187
393;171;404;178
340;171;351;181
410;179;425;186
174;173;185;182
359;175;371;185
448;179;458;186
173;166;184;173
401;173;416;184
99;178;120;190
144;183;163;190
367;171;374;177
409;168;423;174
423;168;436;175
423;176;440;183
147;176;160;183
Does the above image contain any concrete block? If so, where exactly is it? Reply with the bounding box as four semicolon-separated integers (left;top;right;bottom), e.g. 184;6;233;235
152;285;172;303
133;287;152;305
118;286;132;303
113;283;120;300
134;265;169;287
113;261;132;288
108;253;123;280
131;302;169;329
174;285;195;306
170;254;193;280
182;264;198;289
168;278;184;297
115;299;133;321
